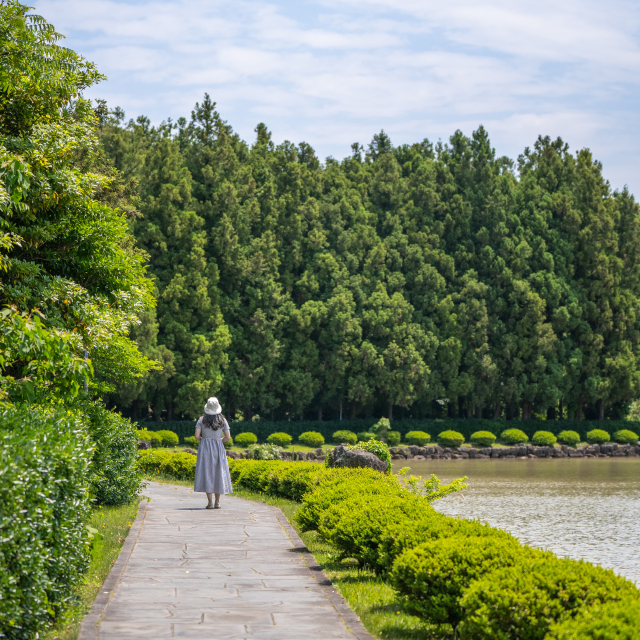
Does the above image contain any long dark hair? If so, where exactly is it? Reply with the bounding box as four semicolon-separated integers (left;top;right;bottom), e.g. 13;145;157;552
201;413;226;430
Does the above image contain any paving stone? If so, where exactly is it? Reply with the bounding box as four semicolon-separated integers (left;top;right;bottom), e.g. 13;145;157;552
92;482;360;639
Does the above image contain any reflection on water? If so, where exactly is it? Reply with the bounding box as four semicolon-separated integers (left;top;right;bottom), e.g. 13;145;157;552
392;458;640;584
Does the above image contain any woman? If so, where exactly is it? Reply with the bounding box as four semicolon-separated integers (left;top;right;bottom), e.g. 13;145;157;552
194;397;233;509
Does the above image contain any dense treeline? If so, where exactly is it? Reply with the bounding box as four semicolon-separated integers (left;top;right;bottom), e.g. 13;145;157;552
103;96;640;422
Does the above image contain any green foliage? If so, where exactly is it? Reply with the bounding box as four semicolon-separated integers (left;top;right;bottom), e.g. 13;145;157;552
612;429;638;444
235;432;258;447
557;430;581;446
249;443;283;460
438;430;465;447
397;467;467;502
384;430;401;446
0;406;92;639
459;557;639;640
332;429;357;445
317;493;430;569
357;431;376;441
586;429;610;444
138;449;197;480
266;432;293;447
371;417;391;434
390;536;539;628
546;596;640;639
501;428;529;444
223;435;234;449
183;435;199;449
470;430;496;447
156;429;179;447
404;430;431;446
532;430;557;446
329;439;392;472
298;431;325;447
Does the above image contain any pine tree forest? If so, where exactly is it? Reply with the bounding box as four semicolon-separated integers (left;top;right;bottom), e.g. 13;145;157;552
100;95;640;423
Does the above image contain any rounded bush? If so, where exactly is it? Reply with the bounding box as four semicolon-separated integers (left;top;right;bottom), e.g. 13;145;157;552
470;431;496;447
266;432;293;447
356;431;375;442
235;432;258;447
183;436;199;449
405;430;431;446
391;536;538;628
156;430;179;447
326;440;392;472
459;556;639;640
546;596;640;639
586;429;610;444
532;430;557;446
138;430;162;447
438;430;465;448
500;428;529;444
332;430;357;445
557;430;581;446
613;429;638;445
299;431;325;448
384;430;401;446
372;417;391;434
223;435;234;450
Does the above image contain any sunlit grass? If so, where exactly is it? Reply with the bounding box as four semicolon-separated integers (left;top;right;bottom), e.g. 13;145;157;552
44;501;140;640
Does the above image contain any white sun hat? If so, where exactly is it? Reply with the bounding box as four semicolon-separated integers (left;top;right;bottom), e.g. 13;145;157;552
204;397;222;415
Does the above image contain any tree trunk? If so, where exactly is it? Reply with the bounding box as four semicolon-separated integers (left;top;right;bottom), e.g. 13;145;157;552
467;403;474;419
299;411;304;421
318;407;323;421
475;406;482;419
350;403;356;419
168;402;173;421
522;401;532;420
388;403;393;421
598;399;605;420
559;399;563;420
244;407;253;422
493;401;501;419
547;406;556;420
575;404;583;420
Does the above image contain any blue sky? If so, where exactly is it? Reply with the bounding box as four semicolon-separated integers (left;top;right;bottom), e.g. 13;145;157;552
37;0;640;195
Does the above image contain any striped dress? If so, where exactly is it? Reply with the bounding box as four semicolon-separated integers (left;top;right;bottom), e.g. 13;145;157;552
193;417;233;494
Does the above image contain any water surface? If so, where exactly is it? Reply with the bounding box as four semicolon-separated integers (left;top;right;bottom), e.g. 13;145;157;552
392;458;640;584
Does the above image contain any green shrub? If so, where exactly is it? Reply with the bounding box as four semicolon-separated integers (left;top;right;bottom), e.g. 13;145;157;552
378;512;515;574
557;430;581;446
298;431;325;447
438;430;465;447
546;596;640;639
137;429;162;447
613;429;638;445
138;449;197;480
0;406;92;638
296;467;405;532
372;417;391;434
501;428;529;444
235;432;258;447
405;430;431;446
156;429;179;447
356;431;375;441
459;557;639;640
470;431;496;447
86;403;143;505
586;429;610;444
384;430;402;446
332;429;358;445
391;536;540;629
266;432;293;447
317;493;428;568
223;435;234;449
532;430;557;446
183;436;199;449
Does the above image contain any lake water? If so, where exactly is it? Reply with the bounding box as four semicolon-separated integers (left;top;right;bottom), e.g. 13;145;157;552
392;458;640;584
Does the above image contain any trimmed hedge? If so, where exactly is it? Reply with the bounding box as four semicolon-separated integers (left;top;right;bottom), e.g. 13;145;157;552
613;429;638;445
501;428;528;444
532;430;557;446
459;556;639;639
405;430;431;445
138;449;197;480
384;430;402;446
298;431;325;447
557;430;581;446
266;432;293;447
156;429;179;447
136;417;640;445
1;406;93;639
586;429;610;444
332;429;357;445
438;430;465;447
235;432;258;447
470;431;496;447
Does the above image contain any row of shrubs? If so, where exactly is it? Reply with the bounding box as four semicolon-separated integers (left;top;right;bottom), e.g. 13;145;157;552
137;417;640;445
137;426;640;450
227;459;640;638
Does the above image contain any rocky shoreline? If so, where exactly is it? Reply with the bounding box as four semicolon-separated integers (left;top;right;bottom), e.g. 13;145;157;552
389;442;640;460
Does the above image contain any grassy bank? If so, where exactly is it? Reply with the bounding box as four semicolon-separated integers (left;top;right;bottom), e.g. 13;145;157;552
147;474;443;639
44;502;140;640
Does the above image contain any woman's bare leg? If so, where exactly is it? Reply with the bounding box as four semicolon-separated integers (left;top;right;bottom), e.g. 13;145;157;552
214;493;221;507
206;492;213;506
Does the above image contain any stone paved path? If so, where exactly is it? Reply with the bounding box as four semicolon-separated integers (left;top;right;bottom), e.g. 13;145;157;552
84;482;370;640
